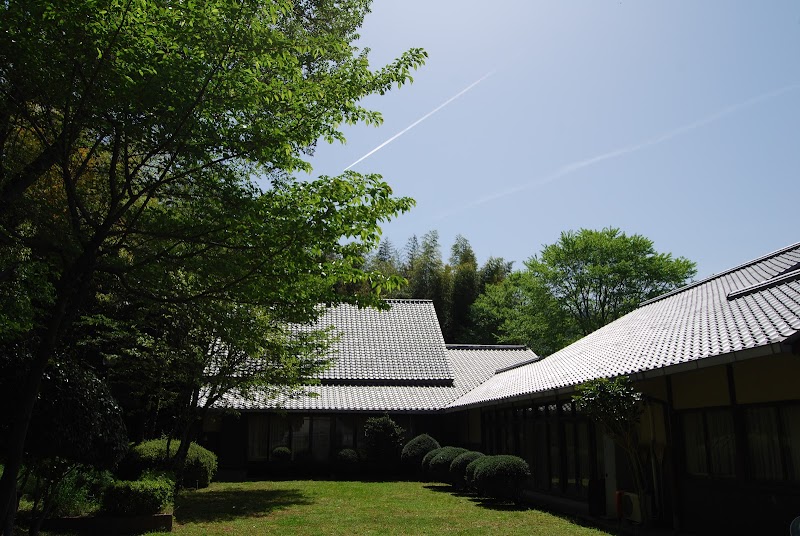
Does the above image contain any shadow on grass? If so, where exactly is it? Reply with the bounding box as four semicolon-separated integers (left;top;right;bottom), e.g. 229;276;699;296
423;484;528;510
174;487;312;524
423;480;625;534
423;484;453;493
423;484;475;498
467;496;529;512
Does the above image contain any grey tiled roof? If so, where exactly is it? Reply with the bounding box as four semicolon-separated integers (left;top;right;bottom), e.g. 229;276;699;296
216;342;538;413
304;300;453;383
447;242;800;409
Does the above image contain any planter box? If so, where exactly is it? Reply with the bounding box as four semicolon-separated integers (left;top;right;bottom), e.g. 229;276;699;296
42;513;172;534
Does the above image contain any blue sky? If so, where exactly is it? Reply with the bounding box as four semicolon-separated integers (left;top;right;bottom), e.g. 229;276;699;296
304;1;800;279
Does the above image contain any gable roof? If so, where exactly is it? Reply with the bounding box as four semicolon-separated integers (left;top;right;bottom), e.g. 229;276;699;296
448;242;800;410
310;299;452;385
215;300;539;413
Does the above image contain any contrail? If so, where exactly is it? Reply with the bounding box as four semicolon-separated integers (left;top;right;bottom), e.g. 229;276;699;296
344;72;493;171
439;82;800;218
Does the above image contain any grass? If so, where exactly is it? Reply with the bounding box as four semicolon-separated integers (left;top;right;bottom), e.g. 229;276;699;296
146;480;614;536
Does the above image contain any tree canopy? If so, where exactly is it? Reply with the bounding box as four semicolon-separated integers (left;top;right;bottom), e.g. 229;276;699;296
470;228;697;354
0;1;426;531
363;232;513;343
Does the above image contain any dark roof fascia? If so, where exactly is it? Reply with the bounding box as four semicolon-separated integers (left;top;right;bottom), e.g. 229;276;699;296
319;378;454;387
640;241;800;307
445;344;529;350
234;407;446;415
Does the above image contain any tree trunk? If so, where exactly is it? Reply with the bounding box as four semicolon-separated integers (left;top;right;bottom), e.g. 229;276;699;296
0;250;97;536
0;319;62;536
171;389;202;497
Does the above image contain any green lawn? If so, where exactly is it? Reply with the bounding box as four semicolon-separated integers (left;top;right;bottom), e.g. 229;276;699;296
153;480;614;536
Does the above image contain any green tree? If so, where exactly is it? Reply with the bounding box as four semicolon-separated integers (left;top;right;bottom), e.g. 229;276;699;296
470;228;696;354
0;0;425;530
363;238;404;296
363;414;405;473
405;231;451;332
478;256;514;290
102;295;333;495
528;228;696;336
573;377;650;524
0;355;127;536
448;235;478;342
364;233;510;343
469;271;574;354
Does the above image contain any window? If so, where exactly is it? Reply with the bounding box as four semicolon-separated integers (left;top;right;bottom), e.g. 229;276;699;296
683;412;708;475
312;416;331;462
707;410;736;476
548;421;561;488
291;416;311;457
746;404;800;481
682;409;736;477
564;421;577;491
269;415;289;456
745;407;783;480
533;420;549;489
782;405;800;481
577;421;591;491
248;414;270;461
336;416;355;448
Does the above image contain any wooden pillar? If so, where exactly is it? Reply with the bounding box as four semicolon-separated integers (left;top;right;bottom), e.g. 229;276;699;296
665;376;682;531
726;364;748;479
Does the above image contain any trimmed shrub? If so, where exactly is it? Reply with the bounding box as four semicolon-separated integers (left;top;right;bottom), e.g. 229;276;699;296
473;455;531;501
50;467;116;517
428;447;467;483
465;455;493;489
123;439;218;488
421;447;444;476
363;414;405;464
336;448;359;465
400;434;440;471
335;448;360;477
271;446;292;462
101;474;174;516
449;451;484;488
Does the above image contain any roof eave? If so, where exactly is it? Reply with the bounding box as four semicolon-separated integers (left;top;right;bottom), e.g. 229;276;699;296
445;338;798;413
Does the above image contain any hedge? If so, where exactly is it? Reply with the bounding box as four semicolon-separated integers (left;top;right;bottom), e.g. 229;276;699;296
465;455;493;489
272;446;292;462
428;447;468;483
123;439;218;488
336;448;359;465
472;455;531;501
363;414;405;464
101;474;174;516
400;434;440;470
421;447;444;476
449;451;484;488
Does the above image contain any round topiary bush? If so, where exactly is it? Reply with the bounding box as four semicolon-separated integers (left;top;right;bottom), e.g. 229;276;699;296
123;439;218;489
336;448;359;464
363;414;405;471
465;455;494;490
335;448;360;477
421;447;444;477
449;451;484;488
272;446;292;462
400;434;440;472
428;447;468;483
101;474;174;516
473;455;531;502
